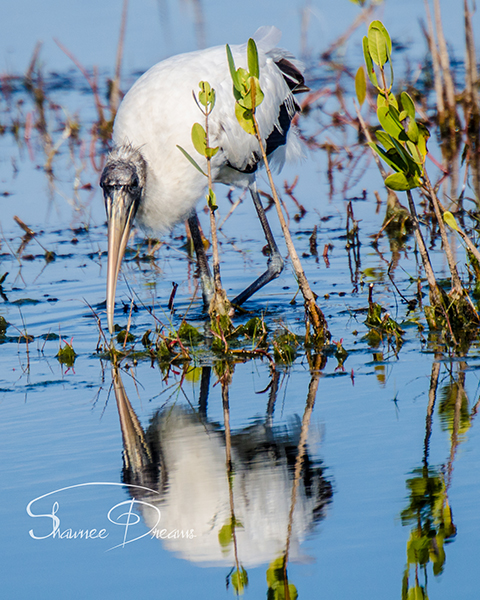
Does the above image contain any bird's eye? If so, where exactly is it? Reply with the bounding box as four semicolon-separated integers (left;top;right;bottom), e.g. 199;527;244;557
130;177;139;190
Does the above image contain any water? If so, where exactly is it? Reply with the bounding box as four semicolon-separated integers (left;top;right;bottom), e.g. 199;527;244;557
1;1;480;598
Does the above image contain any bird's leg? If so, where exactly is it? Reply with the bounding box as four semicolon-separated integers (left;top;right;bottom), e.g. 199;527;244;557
232;180;284;306
198;366;211;418
187;211;214;308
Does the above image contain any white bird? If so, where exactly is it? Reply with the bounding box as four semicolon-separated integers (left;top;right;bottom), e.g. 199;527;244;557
100;26;309;334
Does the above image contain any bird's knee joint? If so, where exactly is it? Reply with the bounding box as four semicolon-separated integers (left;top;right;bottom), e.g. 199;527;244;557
268;253;284;278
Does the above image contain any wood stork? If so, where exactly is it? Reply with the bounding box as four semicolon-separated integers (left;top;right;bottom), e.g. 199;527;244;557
100;26;308;334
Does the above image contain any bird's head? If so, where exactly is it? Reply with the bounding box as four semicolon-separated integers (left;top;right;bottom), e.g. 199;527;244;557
100;145;147;334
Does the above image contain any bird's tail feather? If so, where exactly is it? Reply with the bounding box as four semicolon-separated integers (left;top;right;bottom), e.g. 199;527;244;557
252;26;282;51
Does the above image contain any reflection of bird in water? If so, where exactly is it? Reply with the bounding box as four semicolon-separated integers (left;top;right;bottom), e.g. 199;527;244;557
112;368;332;566
100;26;309;334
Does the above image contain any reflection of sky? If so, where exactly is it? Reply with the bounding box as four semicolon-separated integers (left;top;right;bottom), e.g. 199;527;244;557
2;0;478;72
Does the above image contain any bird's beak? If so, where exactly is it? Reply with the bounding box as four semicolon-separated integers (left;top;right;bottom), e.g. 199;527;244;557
105;189;139;334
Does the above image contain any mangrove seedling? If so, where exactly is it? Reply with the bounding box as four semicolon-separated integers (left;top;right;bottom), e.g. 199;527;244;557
226;38;329;347
360;20;479;339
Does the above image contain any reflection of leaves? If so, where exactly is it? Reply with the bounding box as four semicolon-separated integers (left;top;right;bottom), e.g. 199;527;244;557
273;330;299;364
401;467;445;525
56;339;77;367
401;467;456;581
438;382;471;437
404;583;428;600
218;522;233;552
266;557;298;600
406;529;431;566
0;316;8;335
231;567;248;595
218;517;244;554
365;301;404;350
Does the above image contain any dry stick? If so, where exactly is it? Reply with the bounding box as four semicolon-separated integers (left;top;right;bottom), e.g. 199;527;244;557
355;103;448;314
25;41;43;83
406;189;458;340
284;353;322;577
221;372;243;587
424;358;441;465
427;0;460;201
191;0;206;50
110;0;129;115
204;107;228;315
422;172;463;295
354;102;389;180
424;173;480;319
464;0;478;105
218;195;243;230
432;0;457;120
54;38;106;127
405;189;442;305
445;365;466;493
252;113;328;343
321;4;374;60
464;0;480;202
455;221;480;263
206;199;221;294
423;0;445;120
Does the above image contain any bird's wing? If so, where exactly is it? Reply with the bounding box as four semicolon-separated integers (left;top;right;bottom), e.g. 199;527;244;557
112;38;303;231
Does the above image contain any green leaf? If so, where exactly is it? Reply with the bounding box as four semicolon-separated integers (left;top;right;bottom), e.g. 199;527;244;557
389;134;422;175
207;188;218;211
205;146;219;159
385;39;394;90
191;122;206;156
401;91;416;119
176;145;206;176
407;118;419;143
385;172;415;191
377;105;406;141
377;91;398;109
355;66;366;106
368;142;404;172
443;210;461;232
237;67;250;87
235;103;255;134
368;21;392;67
239;76;264;111
375;130;396;150
363;36;378;88
416;124;430;156
198;81;215;109
247;38;259;79
226;44;241;92
198;81;210;107
406;140;424;164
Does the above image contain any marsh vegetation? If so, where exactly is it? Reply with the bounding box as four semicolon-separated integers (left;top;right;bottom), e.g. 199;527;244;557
2;1;480;598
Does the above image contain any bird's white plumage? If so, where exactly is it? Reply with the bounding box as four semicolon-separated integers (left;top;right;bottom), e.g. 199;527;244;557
112;26;303;235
